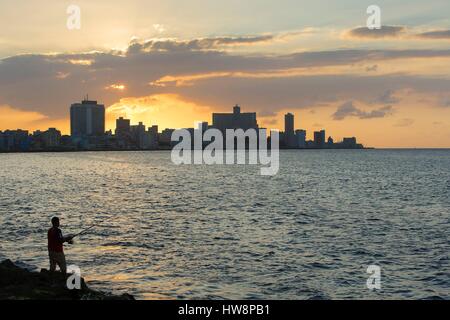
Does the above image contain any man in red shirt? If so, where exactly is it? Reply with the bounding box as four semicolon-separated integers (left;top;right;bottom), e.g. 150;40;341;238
47;217;73;274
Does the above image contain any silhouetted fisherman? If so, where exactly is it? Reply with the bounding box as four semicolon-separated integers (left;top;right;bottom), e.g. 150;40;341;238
47;217;73;274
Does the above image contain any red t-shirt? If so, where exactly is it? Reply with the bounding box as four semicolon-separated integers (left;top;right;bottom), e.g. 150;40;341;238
48;227;64;252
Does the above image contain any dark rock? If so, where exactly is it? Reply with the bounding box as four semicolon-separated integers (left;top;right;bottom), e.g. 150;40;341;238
0;259;134;300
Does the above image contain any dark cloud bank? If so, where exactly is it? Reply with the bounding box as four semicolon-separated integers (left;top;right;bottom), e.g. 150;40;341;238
1;36;450;120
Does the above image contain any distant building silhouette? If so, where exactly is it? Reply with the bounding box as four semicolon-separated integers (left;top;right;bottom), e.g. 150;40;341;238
285;113;294;135
284;113;296;148
212;105;258;132
296;129;306;148
32;128;61;149
342;137;357;148
314;130;326;148
148;125;159;149
115;117;131;137
211;105;261;149
327;136;334;147
70;99;105;137
159;128;175;147
130;122;157;149
0;130;30;151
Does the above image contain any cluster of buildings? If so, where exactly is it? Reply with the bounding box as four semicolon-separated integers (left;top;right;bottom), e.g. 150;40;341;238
0;128;65;152
280;112;363;149
0;99;364;152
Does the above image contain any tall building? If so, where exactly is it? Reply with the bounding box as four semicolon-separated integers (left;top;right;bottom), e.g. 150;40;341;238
147;125;159;149
314;130;326;148
296;129;306;148
285;113;294;135
115;117;131;137
212;105;259;149
70;99;105;137
212;105;258;132
284;113;296;148
0;131;4;151
0;131;7;151
130;122;146;149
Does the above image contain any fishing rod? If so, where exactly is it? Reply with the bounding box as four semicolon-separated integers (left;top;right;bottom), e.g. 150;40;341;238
66;224;97;245
67;213;121;243
72;225;96;239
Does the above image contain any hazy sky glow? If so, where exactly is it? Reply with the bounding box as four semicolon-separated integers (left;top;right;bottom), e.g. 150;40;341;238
1;0;450;147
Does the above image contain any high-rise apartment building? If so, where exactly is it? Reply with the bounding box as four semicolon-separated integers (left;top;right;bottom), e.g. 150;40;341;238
70;99;105;137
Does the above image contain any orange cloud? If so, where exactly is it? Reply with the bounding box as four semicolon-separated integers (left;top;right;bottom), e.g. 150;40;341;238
0;105;69;134
68;59;94;65
106;84;126;90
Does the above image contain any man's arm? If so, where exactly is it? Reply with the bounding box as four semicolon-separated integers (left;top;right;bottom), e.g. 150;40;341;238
58;229;73;243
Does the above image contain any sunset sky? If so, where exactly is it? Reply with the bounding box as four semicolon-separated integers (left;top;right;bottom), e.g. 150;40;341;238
1;0;450;147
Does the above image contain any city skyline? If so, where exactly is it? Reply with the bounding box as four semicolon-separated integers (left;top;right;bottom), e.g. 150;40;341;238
1;1;450;147
0;100;364;152
0;94;366;144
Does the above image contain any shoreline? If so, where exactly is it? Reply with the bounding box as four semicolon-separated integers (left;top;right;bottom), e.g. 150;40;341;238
0;259;134;300
4;148;450;155
2;148;376;155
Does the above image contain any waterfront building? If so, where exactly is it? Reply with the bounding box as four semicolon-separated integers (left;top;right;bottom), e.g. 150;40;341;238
327;136;334;147
296;129;307;148
0;131;5;151
342;137;357;148
284;113;296;148
70;99;105;137
115;117;131;137
130;122;148;149
212;105;258;132
147;125;159;149
212;105;260;149
0;130;30;151
314;130;326;148
159;128;175;147
32;128;61;149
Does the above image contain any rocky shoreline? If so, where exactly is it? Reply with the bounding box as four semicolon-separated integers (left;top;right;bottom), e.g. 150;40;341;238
0;259;134;300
